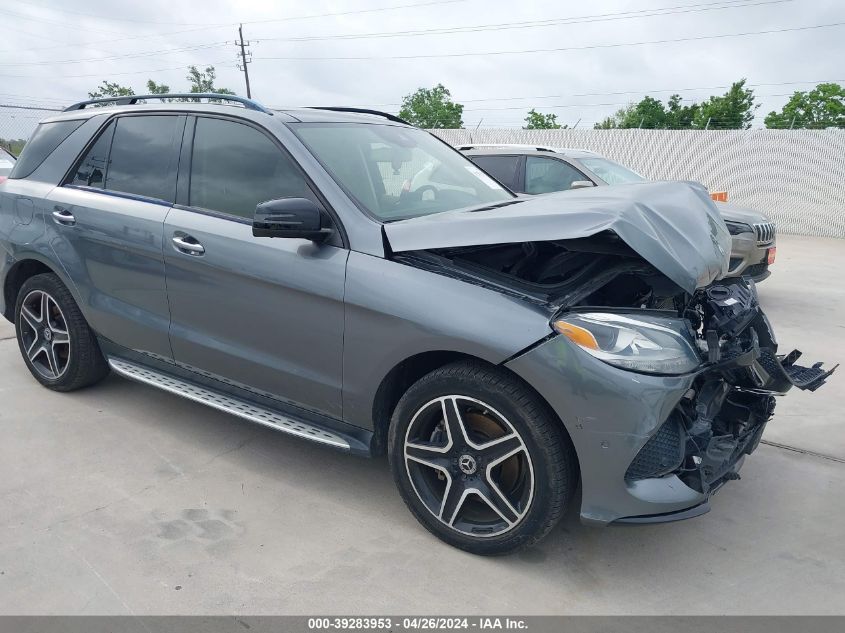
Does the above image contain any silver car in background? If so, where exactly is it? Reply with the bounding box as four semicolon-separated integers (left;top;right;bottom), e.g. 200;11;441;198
461;144;777;281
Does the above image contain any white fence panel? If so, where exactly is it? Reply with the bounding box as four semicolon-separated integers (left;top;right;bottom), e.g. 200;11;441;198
430;128;845;238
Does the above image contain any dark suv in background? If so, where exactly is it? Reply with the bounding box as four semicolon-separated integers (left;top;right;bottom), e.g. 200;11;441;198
462;144;777;281
0;95;832;555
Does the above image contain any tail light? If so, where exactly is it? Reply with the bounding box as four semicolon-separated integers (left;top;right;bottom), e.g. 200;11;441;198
710;191;728;202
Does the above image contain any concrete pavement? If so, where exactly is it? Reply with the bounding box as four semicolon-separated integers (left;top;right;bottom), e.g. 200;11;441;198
0;234;842;615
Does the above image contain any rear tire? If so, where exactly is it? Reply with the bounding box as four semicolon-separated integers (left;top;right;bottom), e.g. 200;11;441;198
14;273;109;391
388;360;576;555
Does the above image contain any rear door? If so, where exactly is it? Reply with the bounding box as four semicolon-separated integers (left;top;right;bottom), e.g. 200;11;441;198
47;114;184;358
163;115;347;418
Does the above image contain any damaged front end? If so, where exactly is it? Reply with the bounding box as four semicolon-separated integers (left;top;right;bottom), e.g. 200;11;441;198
621;278;836;502
398;237;836;510
385;181;835;524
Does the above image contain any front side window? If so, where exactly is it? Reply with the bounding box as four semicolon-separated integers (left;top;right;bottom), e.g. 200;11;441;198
524;156;588;194
189;117;315;219
105;115;180;202
9;119;85;179
579;157;646;185
470;155;521;190
292;123;514;222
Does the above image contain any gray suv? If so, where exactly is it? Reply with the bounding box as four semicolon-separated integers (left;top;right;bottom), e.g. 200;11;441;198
0;95;834;555
462;145;777;281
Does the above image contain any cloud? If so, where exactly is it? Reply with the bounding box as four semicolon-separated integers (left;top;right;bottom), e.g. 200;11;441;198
1;0;843;129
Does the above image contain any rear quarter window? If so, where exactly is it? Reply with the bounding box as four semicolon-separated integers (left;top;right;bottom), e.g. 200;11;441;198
469;155;521;190
9;119;85;179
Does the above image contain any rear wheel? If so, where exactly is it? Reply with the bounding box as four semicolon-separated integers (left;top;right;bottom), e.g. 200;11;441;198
14;273;109;391
388;361;576;555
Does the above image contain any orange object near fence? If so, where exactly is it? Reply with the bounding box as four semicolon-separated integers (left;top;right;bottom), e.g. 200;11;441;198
710;191;728;202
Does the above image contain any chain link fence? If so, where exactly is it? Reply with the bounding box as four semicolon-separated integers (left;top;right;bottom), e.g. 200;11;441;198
2;105;843;237
431;128;845;238
0;104;63;156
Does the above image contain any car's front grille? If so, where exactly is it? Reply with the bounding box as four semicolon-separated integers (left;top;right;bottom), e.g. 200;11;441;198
625;415;686;481
753;222;776;245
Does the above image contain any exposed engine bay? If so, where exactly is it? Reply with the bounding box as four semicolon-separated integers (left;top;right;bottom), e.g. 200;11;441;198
395;232;837;495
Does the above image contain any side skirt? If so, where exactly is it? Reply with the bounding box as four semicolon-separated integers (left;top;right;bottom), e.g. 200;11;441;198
106;355;372;456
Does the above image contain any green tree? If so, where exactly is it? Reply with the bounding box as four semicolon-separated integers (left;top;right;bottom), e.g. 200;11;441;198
764;82;845;129
693;79;757;129
398;84;464;129
146;80;172;100
524;109;565;129
186;65;235;98
665;94;699;129
88;81;135;99
593;97;668;129
594;105;633;129
88;66;234;104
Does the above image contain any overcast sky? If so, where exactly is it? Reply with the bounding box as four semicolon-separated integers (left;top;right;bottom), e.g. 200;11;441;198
1;0;843;130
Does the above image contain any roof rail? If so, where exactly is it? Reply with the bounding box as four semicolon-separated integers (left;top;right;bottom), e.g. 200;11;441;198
457;143;558;152
306;106;411;126
64;93;272;114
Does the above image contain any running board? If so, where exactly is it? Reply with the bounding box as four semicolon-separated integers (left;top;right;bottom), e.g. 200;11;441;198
108;357;351;451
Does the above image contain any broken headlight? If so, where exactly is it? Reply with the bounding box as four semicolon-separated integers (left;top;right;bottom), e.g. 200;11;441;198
552;312;701;375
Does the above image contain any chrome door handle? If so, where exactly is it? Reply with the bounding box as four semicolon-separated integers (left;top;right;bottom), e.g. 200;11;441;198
171;235;205;255
52;208;76;225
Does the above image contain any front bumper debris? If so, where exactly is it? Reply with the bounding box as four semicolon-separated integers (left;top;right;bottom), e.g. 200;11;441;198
505;277;835;527
622;278;836;509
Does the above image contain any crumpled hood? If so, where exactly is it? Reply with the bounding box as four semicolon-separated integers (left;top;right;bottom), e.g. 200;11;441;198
384;180;731;294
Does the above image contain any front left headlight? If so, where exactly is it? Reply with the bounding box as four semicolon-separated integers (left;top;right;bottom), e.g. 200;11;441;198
552;312;701;375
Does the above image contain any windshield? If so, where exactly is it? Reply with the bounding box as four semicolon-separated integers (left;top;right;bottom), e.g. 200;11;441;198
579;157;646;185
292;123;514;221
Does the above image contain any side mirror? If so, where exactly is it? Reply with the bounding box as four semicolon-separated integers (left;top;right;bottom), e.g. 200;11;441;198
570;180;595;190
252;198;332;242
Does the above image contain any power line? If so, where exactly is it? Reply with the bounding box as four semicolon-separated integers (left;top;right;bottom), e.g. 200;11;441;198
0;103;62;112
0;60;234;80
255;0;790;43
307;79;845;109
256;21;845;61
0;0;469;56
0;7;127;36
0;42;230;67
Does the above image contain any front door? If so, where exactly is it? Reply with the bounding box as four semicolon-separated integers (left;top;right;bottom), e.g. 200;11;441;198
163;115;347;418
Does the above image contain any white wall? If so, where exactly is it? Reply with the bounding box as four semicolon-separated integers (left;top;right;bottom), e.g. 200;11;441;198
431;128;845;238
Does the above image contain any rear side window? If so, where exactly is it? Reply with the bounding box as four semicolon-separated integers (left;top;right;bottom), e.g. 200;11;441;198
9;119;85;179
189;117;314;219
105;115;180;202
470;155;520;190
69;121;115;188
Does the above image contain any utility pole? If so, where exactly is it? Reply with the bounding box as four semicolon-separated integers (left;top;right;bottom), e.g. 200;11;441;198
236;24;252;98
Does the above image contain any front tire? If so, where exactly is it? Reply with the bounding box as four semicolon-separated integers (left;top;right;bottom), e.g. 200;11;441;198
388;361;576;555
14;273;109;391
